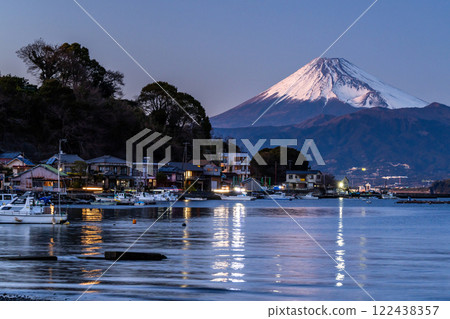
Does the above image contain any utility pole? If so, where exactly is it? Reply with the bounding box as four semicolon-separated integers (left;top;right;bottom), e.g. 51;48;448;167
274;161;277;185
182;142;189;189
58;139;67;216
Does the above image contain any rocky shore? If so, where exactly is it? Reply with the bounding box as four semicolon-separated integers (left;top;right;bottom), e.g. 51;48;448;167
0;293;46;301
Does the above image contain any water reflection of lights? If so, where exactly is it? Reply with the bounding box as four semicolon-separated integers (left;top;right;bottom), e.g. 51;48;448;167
82;268;103;278
82;208;103;222
232;204;245;250
211;204;246;284
48;237;55;256
213;207;229;248
182;207;191;250
81;208;103;256
180;207;191;287
81;225;103;256
335;206;346;287
80;268;103;288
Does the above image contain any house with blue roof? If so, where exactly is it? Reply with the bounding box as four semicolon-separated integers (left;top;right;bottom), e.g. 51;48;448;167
43;153;85;173
0;152;35;176
86;155;132;189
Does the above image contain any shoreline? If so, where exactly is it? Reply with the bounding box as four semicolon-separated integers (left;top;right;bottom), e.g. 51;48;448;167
0;293;47;301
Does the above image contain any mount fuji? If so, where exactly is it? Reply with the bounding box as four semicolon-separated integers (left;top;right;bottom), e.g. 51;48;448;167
211;57;428;128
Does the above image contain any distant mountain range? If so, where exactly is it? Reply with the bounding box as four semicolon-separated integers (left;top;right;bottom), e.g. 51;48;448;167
211;58;449;184
214;103;450;183
211;57;428;128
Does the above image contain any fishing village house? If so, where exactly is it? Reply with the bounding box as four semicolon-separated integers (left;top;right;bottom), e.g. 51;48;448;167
11;164;68;192
44;153;85;173
189;160;222;191
86;155;132;190
220;152;251;186
158;162;204;190
285;170;324;191
0;152;35;176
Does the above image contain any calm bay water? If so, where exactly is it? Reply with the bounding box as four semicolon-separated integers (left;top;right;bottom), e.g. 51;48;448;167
0;199;449;301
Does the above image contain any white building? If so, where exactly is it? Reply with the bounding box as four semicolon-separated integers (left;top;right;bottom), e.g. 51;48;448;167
285;170;323;191
221;153;250;182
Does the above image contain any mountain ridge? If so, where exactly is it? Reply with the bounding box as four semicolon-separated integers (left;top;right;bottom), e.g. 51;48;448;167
213;103;450;183
211;57;429;128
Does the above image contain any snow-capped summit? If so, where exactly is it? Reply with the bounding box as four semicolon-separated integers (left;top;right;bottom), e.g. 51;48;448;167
260;57;427;109
211;57;429;128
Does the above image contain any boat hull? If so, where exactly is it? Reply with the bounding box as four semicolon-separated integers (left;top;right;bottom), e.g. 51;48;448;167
220;196;255;201
266;196;295;200
0;214;67;224
185;197;207;201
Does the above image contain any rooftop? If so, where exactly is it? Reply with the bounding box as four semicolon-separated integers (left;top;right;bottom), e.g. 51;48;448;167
159;162;204;173
13;164;69;178
86;155;126;164
45;153;85;165
286;170;321;175
0;152;23;159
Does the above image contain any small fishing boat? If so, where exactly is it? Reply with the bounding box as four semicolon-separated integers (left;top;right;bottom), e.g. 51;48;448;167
0;194;67;224
381;192;397;199
185;197;207;201
134;192;157;204
300;193;319;200
266;192;295;200
114;193;135;205
151;189;178;202
220;193;256;201
94;194;116;204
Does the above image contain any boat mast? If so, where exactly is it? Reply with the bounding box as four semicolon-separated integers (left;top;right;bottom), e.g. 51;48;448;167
58;139;67;216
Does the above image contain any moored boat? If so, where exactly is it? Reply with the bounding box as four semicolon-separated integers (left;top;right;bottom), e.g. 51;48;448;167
94;194;116;204
150;189;178;202
185;197;207;201
220;193;256;201
300;193;319;200
134;192;157;204
114;192;135;205
266;192;295;200
0;194;67;224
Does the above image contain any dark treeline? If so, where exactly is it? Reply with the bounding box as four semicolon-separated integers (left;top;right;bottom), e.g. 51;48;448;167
0;39;211;161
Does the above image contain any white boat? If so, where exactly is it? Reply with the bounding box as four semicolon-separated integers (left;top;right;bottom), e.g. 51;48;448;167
300;193;319;200
185;197;207;201
134;192;156;204
0;194;67;224
150;189;178;202
220;194;256;201
114;193;135;205
381;192;397;199
94;194;116;204
266;192;295;200
0;193;17;206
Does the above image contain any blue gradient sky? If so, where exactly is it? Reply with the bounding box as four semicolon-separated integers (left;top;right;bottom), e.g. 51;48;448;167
1;0;449;116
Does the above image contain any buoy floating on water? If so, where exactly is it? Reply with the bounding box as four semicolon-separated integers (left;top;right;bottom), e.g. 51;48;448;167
132;219;137;224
